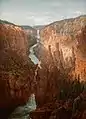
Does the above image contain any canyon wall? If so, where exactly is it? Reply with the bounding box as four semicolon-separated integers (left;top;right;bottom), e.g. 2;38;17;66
0;23;28;61
0;21;35;110
29;15;86;106
40;15;86;81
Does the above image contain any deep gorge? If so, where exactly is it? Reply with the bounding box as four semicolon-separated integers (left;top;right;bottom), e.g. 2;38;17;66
0;15;86;119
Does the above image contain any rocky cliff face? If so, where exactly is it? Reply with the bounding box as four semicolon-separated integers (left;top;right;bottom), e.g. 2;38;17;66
0;22;28;61
0;21;35;112
40;15;86;81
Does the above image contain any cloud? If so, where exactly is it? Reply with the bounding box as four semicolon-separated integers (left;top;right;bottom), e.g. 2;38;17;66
74;11;84;15
26;13;54;25
0;0;86;25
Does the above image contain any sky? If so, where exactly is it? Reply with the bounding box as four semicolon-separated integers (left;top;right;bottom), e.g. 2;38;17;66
0;0;86;26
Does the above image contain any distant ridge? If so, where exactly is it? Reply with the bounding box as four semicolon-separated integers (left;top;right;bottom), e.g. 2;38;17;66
0;19;36;32
21;25;36;30
44;15;86;28
33;25;45;30
0;19;15;25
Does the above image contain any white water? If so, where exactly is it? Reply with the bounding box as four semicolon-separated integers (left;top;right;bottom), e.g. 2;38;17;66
29;29;40;64
9;94;36;119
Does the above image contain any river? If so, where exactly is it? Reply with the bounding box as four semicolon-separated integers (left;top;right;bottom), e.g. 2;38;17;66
9;94;36;119
29;29;40;64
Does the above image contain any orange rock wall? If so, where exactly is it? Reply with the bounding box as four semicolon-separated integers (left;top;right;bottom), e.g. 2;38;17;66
40;15;86;81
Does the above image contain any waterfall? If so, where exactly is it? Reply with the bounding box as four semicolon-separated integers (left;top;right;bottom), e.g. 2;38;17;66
37;29;40;39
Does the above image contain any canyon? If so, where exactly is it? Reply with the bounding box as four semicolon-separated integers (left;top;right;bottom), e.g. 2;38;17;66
0;15;86;119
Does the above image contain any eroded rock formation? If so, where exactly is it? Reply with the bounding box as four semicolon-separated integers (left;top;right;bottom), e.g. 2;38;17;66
40;15;86;81
0;21;36;112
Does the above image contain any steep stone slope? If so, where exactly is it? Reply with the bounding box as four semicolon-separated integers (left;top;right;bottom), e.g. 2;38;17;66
40;15;86;80
0;20;35;112
0;21;29;60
